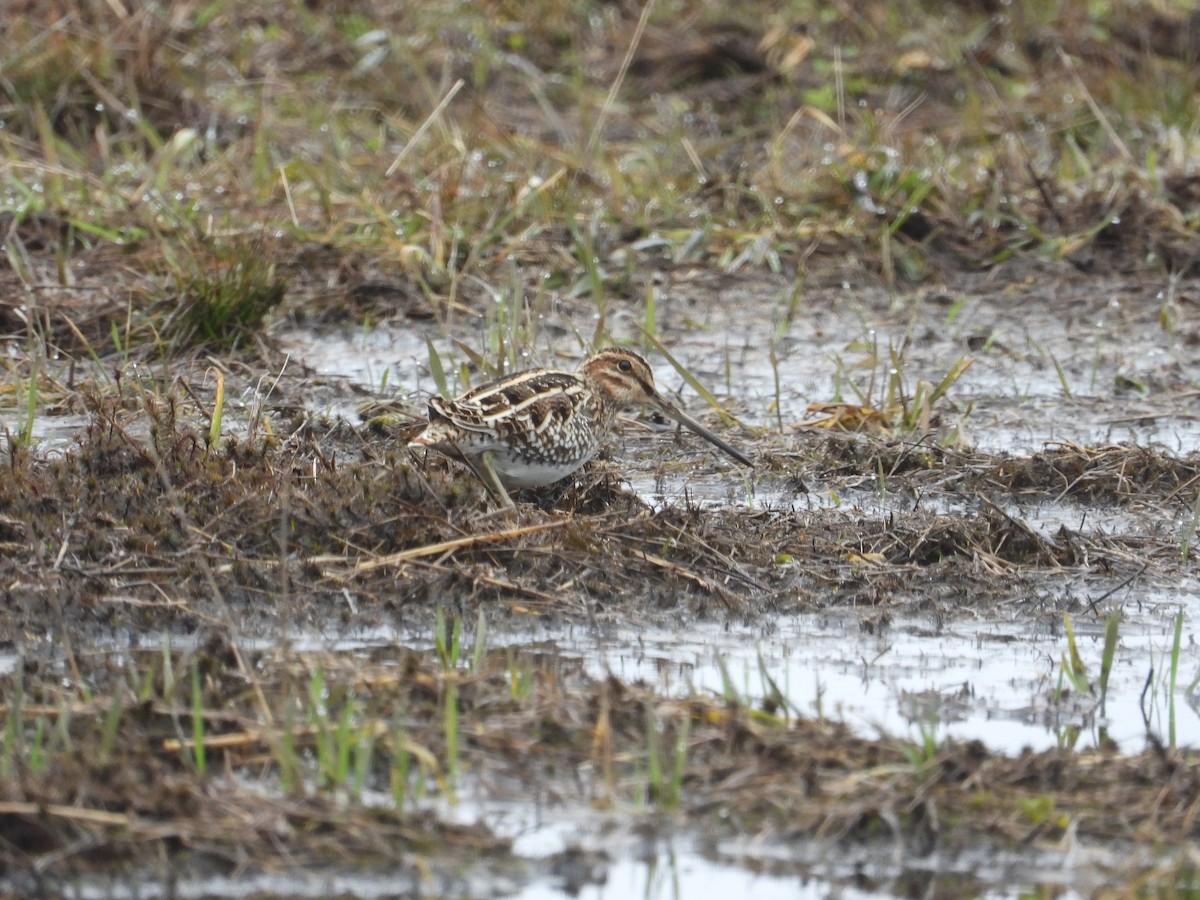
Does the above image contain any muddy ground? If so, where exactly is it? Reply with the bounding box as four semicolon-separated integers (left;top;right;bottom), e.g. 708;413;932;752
2;260;1200;896
2;0;1200;896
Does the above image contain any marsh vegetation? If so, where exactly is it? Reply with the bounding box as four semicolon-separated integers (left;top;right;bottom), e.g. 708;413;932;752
1;0;1200;895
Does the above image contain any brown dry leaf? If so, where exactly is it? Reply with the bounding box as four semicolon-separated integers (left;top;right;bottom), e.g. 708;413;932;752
894;49;946;73
805;402;896;434
760;24;814;74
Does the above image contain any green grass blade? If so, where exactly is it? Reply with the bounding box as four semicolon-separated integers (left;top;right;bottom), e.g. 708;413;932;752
443;678;459;796
425;336;449;398
191;660;207;775
1062;613;1090;693
207;368;225;450
638;327;744;428
1170;610;1184;748
1097;609;1120;715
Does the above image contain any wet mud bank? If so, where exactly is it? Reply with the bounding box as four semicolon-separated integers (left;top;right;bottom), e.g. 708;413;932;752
0;346;1198;894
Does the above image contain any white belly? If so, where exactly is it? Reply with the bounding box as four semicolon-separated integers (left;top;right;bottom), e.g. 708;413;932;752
492;450;595;488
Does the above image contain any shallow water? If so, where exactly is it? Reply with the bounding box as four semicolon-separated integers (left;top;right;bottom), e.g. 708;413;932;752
328;605;1199;755
51;742;1122;899
0;411;90;454
225;592;1200;761
7;289;1197;897
57;600;1191;897
471;787;1117;899
270;306;1200;477
3;840;1095;900
9;276;1197;463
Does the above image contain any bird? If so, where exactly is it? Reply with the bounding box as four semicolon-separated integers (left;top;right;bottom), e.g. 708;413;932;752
409;347;754;508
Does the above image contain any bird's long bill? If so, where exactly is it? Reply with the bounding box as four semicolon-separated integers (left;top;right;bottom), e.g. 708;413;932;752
651;395;754;468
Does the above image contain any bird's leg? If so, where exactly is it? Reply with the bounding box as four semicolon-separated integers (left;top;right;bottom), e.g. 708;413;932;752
470;450;516;509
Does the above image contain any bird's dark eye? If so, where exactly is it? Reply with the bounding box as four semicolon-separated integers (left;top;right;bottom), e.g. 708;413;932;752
618;359;632;372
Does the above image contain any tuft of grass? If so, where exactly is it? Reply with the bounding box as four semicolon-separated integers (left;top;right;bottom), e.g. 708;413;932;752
899;354;974;432
434;608;464;669
808;332;973;439
903;716;942;768
161;240;286;353
1060;613;1092;695
642;695;688;810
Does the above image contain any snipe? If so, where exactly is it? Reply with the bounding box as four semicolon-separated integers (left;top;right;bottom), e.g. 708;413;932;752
409;347;753;507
